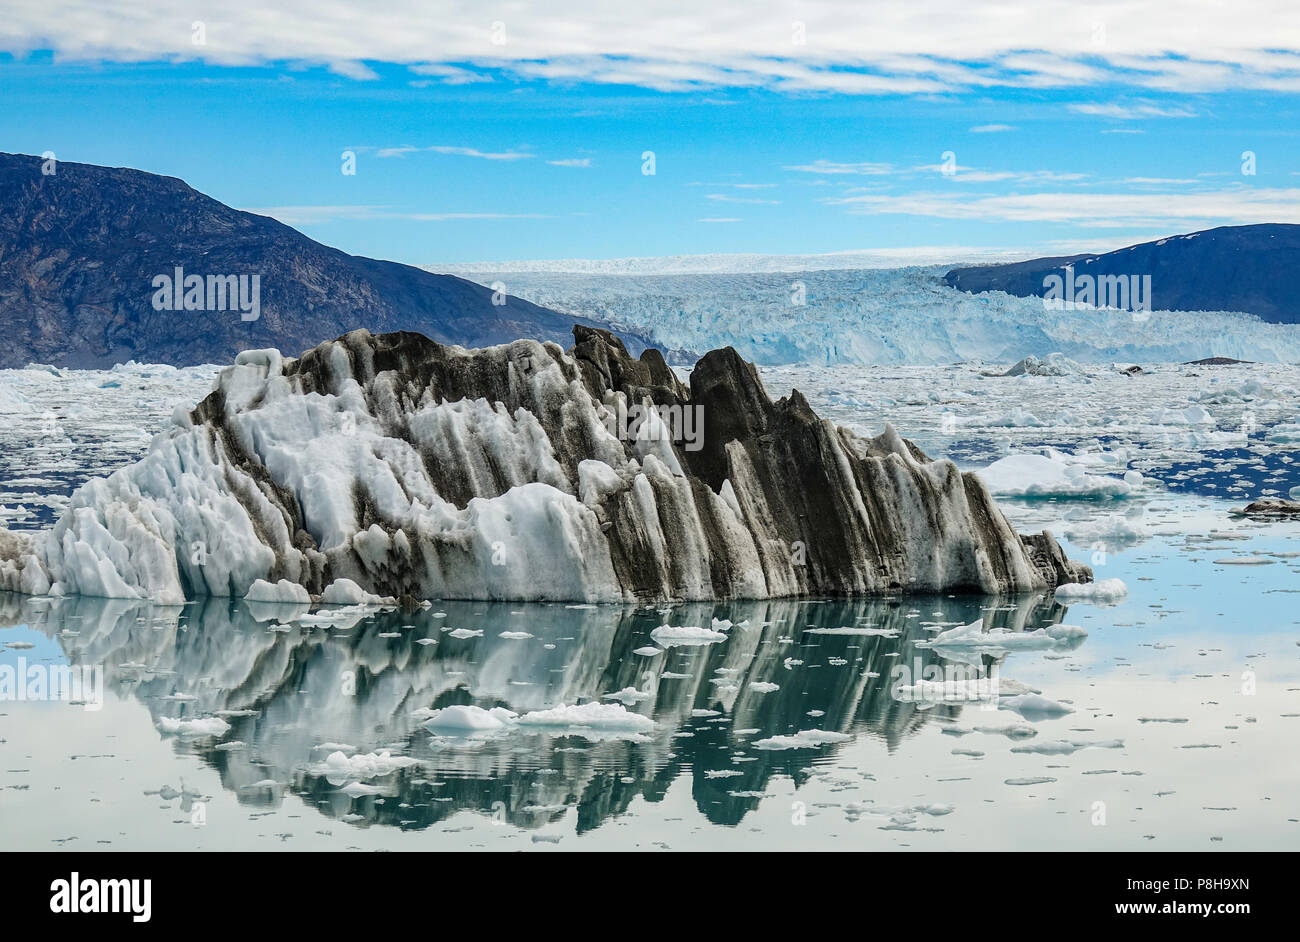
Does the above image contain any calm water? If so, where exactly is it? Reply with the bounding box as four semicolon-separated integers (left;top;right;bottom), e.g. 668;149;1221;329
2;498;1298;851
3;363;1299;849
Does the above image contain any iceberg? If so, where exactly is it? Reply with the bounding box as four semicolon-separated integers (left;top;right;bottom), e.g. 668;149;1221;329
0;327;1089;603
1053;578;1128;602
975;452;1135;499
998;353;1086;377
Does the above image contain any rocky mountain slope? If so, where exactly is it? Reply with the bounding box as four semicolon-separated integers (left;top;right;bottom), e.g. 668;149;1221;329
0;152;634;368
945;224;1300;323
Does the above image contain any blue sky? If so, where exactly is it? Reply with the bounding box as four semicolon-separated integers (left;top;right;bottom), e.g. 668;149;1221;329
4;2;1300;265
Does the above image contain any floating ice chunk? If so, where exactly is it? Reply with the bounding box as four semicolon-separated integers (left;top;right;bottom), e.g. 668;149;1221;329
340;782;385;798
1192;378;1282;404
420;705;518;730
894;678;1001;703
1045;623;1089;643
999;694;1075;716
748;682;780;693
320;750;419;781
1010;738;1124;755
1269;424;1300;445
1054;578;1128;603
603;686;653;705
499;630;534;639
974;723;1038;739
320;578;387;605
752;729;852;750
976;453;1134;499
632;645;661;656
1000;353;1085;377
241;779;280;791
915;618;1086;651
244;579;312;604
650;623;728;647
157;716;231;738
803;625;900;637
1150;404;1215;425
0;384;34;414
290;605;372;629
447;627;484;639
514;702;655;737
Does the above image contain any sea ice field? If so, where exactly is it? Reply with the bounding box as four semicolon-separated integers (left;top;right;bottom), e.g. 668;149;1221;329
1;354;1298;850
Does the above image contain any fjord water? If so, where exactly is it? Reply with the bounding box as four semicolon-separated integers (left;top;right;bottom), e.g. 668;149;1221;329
2;358;1299;849
1;498;1296;851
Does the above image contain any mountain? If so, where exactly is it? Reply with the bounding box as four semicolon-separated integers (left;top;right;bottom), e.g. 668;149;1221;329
944;224;1300;323
0;152;637;368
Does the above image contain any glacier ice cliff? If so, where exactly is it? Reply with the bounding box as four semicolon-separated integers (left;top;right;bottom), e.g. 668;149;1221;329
0;326;1089;603
451;267;1300;366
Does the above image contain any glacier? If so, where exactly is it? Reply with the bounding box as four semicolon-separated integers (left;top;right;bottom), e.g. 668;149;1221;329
0;326;1088;604
442;265;1300;366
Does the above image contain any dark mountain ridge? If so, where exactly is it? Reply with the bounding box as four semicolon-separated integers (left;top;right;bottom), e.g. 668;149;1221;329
0;152;639;368
945;224;1300;323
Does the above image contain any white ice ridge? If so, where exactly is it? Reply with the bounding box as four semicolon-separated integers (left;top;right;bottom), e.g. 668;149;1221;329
0;328;1088;604
440;266;1300;366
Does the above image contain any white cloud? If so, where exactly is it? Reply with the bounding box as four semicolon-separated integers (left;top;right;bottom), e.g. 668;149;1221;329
11;1;1300;94
969;124;1016;133
1068;103;1197;119
409;63;493;84
427;145;533;161
706;193;780;204
784;160;894;175
368;144;534;161
243;205;549;224
547;157;592;167
913;166;1088;183
826;186;1300;228
1122;177;1199;185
